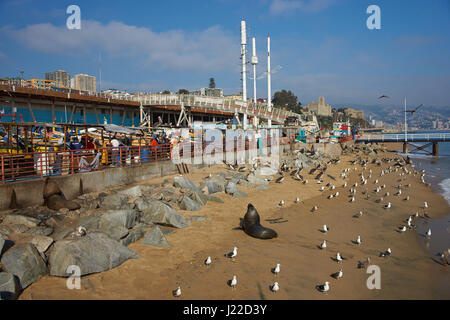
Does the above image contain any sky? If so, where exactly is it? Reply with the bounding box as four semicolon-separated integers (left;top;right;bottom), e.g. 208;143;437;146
0;0;449;108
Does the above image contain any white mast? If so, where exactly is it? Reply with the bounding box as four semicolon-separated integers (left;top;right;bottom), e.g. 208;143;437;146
251;37;258;103
267;36;272;128
241;20;248;129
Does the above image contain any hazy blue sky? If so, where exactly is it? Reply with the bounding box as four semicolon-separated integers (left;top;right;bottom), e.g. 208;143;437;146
0;0;449;108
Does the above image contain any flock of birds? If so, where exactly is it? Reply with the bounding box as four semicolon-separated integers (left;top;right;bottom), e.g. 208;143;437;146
172;152;448;298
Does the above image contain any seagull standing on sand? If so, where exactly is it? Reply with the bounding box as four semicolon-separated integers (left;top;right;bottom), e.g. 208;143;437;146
334;192;339;197
399;226;407;232
320;240;327;249
316;281;330;293
279;200;285;207
271;282;279;293
322;225;329;233
358;257;371;269
350;196;355;202
355;235;361;245
336;252;343;263
385;202;391;209
205;256;212;266
312;205;318;212
295;197;300;203
273;264;280;276
424;201;428;208
230;275;237;290
331;268;343;280
328;194;334;199
173;286;181;297
426;228;432;238
380;248;391;257
227;247;238;261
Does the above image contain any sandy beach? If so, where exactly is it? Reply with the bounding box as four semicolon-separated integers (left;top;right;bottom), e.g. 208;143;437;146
18;148;450;300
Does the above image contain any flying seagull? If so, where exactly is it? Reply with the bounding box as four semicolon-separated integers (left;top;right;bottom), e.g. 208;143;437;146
405;104;423;114
378;94;389;99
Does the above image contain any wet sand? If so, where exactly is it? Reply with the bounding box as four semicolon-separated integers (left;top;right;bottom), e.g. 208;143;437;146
20;151;450;300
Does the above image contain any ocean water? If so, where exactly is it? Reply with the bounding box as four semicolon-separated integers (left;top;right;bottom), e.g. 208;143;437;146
398;132;450;294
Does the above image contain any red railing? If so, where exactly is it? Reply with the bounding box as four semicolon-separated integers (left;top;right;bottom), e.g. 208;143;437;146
0;131;297;184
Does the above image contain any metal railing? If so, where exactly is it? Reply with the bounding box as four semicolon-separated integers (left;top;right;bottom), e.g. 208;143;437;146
0;130;297;184
357;133;450;142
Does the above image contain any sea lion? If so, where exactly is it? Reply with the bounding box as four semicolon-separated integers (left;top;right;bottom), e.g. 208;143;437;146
43;178;81;211
242;204;278;239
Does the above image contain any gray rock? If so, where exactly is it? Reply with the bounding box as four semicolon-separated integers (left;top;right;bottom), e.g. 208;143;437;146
140;200;189;229
0;225;11;236
238;179;250;187
141;226;169;248
247;173;269;186
173;176;198;191
101;209;137;229
204;194;224;203
51;227;74;241
49;232;139;277
205;180;220;194
255;167;278;176
0;234;4;256
100;193;131;210
255;185;269;191
159;226;177;235
10;224;30;233
1;243;47;289
178;195;201;211
0;272;18;300
4;214;40;228
87;218;129;241
225;182;239;194
232;190;248;198
189;216;212;222
117;186;143;198
26;227;54;236
30;235;54;253
188;190;207;206
120;229;147;246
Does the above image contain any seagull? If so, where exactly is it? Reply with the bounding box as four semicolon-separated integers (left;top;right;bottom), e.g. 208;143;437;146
358;257;371;269
384;202;391;209
320;186;325;191
355;235;361;245
404;196;410;201
378;94;390;99
331;185;335;190
227;247;238;260
334;192;339;197
336;252;343;263
273;264;280;276
279;200;285;207
205;256;212;266
328;194;334;199
276;176;285;183
173;286;181;297
229;275;237;290
322;225;329;233
303;179;309;184
76;226;87;237
426;228;431;238
380;248;391;257
395;190;402;196
271;282;279;293
354;211;363;218
350;196;355;202
385;192;390;197
295;197;300;203
398;226;407;232
316;281;330;293
343;182;347;187
331;268;343;280
320;240;327;249
354;182;358;187
424;201;428;208
312;205;318;212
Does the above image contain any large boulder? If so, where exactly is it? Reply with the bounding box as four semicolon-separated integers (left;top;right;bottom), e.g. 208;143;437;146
3;214;40;228
141;226;169;248
188;190;207;206
140;200;189;229
80;216;129;241
26;227;54;237
0;243;47;289
120;229;147;247
48;232;139;277
246;173;269;186
0;272;19;300
207;175;226;193
99;193;132;210
225;182;239;195
178;195;201;211
101;209;138;229
30;235;54;253
117;186;143;198
173;176;198;191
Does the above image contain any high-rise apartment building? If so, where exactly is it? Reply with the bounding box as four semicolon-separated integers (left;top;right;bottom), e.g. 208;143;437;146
45;70;71;88
72;74;96;93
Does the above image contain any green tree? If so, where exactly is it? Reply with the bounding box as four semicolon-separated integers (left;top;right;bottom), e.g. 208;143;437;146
177;89;189;94
162;90;171;94
272;90;302;113
209;78;216;89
